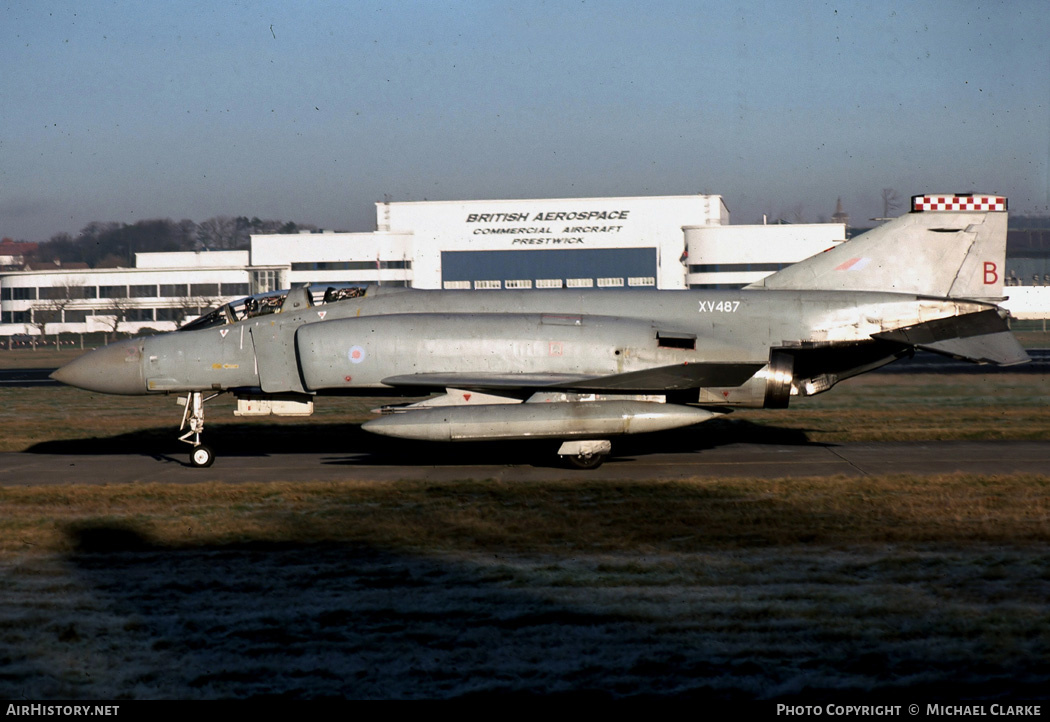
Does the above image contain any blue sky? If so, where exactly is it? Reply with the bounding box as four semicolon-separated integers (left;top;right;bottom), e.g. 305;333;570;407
3;0;1048;241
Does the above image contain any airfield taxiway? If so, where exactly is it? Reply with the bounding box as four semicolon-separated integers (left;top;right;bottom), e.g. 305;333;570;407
1;440;1048;485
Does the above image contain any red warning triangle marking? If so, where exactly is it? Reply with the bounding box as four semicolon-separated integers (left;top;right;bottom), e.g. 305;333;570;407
463;393;472;402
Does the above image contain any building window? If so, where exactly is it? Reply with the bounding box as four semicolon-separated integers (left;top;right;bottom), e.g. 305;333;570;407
597;277;624;287
566;278;594;288
155;308;181;322
130;284;158;298
39;287;67;300
99;285;128;299
125;309;155;322
190;283;220;297
253;271;277;294
64;310;89;323
220;283;249;296
0;289;9;300
443;281;471;290
290;260;412;271
628;276;655;287
535;279;563;289
160;284;188;297
12;287;36;300
474;280;502;290
504;279;532;289
38;285;95;300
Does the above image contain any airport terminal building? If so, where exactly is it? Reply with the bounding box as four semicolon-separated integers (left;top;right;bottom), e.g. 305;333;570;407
253;195;845;292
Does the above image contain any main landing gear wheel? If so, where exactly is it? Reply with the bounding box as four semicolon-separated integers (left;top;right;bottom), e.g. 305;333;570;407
557;440;612;470
564;453;606;470
190;444;215;468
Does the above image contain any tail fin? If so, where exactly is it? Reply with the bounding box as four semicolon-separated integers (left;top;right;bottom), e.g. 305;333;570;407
747;194;1008;300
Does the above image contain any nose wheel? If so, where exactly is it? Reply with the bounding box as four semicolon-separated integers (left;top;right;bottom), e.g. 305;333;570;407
178;391;221;468
190;444;215;468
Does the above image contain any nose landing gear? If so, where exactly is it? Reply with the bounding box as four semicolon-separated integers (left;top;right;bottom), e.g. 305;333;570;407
178;391;221;468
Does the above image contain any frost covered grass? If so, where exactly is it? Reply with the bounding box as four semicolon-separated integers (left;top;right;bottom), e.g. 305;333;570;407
1;474;1048;699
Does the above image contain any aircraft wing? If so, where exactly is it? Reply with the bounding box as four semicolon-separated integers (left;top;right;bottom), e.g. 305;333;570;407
381;361;765;393
872;309;1030;366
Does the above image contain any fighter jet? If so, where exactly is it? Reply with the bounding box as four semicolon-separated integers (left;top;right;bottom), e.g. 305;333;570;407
51;194;1028;468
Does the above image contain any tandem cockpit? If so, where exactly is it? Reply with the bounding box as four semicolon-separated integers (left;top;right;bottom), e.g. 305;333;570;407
178;284;370;332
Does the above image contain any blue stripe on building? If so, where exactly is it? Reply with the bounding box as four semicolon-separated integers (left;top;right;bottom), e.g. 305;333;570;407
441;248;657;284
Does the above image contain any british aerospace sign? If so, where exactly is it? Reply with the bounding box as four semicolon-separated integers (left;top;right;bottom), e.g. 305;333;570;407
465;209;631;246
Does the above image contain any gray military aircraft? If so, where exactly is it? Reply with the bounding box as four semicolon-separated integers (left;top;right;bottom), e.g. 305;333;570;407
52;193;1028;468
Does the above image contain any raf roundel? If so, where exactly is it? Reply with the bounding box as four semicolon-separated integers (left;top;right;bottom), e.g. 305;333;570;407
348;345;367;364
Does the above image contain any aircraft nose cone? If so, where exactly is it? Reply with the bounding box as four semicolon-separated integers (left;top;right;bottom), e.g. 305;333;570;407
50;338;147;394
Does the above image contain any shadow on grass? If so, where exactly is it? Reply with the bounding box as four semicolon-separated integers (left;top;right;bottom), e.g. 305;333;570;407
19;519;1044;700
23;417;827;467
54;522;740;699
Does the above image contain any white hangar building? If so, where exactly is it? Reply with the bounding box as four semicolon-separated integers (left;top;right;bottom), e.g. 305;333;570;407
252;195;846;292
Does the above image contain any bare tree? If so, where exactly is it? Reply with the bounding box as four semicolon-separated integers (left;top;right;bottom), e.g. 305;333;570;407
24;309;48;351
96;296;137;342
197;216;240;250
174;296;219;326
32;281;88;348
177;218;198;240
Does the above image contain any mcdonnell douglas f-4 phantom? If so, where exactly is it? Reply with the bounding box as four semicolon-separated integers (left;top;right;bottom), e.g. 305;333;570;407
52;194;1029;468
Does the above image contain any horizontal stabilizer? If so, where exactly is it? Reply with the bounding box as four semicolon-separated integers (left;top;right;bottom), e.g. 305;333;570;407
913;332;1030;366
381;362;765;393
872;309;1030;365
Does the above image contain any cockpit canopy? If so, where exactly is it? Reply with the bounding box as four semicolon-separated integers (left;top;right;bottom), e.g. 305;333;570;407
178;284;369;332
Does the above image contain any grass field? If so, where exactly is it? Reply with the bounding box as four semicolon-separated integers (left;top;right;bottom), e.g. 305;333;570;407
1;345;1049;699
1;474;1048;699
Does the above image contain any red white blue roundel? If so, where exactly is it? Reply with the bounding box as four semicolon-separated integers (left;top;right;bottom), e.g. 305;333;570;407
348;345;366;364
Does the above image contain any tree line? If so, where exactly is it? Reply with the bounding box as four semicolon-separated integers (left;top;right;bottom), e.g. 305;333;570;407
27;216;317;268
